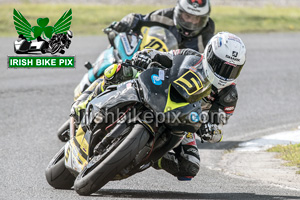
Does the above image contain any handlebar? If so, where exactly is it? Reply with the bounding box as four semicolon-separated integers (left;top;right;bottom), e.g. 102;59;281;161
122;60;167;72
122;60;145;72
148;61;167;70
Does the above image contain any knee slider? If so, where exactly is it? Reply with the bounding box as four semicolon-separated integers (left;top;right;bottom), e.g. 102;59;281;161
178;159;200;177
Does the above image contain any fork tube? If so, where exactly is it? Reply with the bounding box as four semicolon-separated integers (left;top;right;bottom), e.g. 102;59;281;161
70;117;75;139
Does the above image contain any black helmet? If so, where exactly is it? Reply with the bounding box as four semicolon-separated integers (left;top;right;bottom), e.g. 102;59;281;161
174;0;211;37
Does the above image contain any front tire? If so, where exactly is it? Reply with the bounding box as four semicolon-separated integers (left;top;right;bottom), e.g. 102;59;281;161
51;43;62;55
74;124;150;196
45;146;75;189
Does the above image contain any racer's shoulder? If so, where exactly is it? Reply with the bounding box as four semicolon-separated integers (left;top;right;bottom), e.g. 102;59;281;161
148;8;175;26
178;48;202;56
220;84;238;94
201;18;215;35
150;7;174;18
218;84;238;104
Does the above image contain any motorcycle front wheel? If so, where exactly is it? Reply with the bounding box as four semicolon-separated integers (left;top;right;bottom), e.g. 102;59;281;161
45;146;76;189
51;43;62;55
74;124;150;196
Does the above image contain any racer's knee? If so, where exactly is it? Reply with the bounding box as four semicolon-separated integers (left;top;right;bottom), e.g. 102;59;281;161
176;132;200;178
178;158;200;178
153;152;200;180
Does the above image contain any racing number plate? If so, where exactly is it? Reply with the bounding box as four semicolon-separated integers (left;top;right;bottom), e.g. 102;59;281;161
174;71;203;95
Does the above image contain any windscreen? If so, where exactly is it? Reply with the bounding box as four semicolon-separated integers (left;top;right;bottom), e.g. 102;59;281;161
140;26;178;52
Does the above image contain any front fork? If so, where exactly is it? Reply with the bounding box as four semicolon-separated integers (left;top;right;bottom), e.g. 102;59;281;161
70;117;75;139
145;131;185;164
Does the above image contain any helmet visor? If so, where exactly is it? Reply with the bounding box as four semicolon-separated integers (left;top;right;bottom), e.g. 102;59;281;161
175;7;209;31
206;45;244;80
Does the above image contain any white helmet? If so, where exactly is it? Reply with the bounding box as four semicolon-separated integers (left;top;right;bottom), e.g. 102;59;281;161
174;0;211;37
66;30;73;39
203;32;246;89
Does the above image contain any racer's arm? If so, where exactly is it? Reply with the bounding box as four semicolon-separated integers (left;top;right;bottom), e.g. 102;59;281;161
112;12;151;32
198;84;238;143
113;13;145;32
208;84;238;127
112;8;173;32
133;48;202;69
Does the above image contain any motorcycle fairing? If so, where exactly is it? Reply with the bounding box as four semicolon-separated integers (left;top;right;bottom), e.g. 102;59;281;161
88;32;141;83
140;26;169;52
65;126;91;174
164;100;202;133
138;67;169;113
86;80;141;125
170;55;212;103
138;55;205;112
65;81;143;174
173;70;203;95
114;33;141;61
164;85;189;113
137;55;206;133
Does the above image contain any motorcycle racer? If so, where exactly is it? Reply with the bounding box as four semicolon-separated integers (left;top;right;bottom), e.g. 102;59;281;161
81;0;215;91
113;0;214;52
70;32;246;180
49;30;73;54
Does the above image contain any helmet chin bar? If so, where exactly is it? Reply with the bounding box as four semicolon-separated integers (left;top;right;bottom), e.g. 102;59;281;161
175;22;203;38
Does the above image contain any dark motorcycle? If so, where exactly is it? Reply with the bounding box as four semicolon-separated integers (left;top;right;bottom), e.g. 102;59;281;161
45;54;211;196
57;25;178;142
49;31;73;55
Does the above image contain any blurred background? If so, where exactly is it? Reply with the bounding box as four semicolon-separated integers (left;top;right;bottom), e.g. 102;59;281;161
1;0;300;36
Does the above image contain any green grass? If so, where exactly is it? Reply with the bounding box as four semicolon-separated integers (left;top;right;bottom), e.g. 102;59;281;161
1;4;166;37
267;143;300;174
212;6;300;33
1;4;300;37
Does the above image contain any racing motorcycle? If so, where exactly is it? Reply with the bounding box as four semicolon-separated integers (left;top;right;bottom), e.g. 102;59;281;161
48;31;73;55
73;24;178;100
57;24;178;142
45;54;211;196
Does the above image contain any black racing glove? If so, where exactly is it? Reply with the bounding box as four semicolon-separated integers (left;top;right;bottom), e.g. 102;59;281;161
198;123;223;143
111;21;131;32
132;51;152;69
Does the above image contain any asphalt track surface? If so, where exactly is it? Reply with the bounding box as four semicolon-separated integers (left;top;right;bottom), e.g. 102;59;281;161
1;33;300;200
